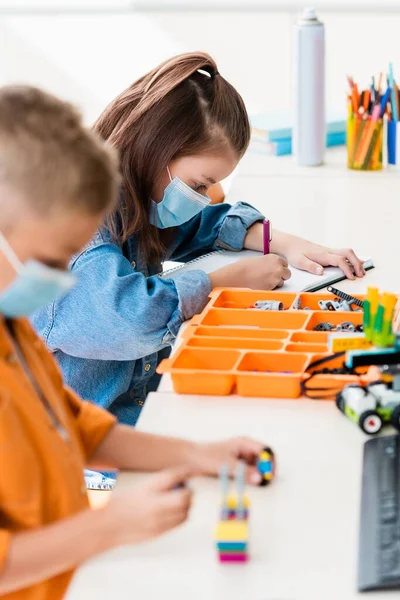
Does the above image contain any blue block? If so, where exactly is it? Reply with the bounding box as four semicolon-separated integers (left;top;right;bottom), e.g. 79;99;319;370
217;542;247;551
258;461;272;475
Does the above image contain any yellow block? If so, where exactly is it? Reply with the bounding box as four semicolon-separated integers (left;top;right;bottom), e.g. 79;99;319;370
382;292;398;319
259;450;272;461
330;337;373;352
226;493;250;510
367;287;379;316
214;520;248;542
381;374;394;383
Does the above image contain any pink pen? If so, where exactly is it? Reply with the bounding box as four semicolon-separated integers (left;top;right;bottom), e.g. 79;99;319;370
263;219;271;255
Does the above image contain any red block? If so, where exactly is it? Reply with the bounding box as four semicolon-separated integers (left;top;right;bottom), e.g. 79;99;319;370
219;553;248;563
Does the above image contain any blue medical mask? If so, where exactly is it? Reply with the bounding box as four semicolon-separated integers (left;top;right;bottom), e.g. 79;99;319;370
150;167;211;228
0;231;77;317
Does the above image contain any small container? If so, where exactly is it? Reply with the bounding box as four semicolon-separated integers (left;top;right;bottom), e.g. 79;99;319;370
347;115;383;171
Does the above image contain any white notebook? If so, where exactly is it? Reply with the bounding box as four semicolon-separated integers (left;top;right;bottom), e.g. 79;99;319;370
160;250;374;293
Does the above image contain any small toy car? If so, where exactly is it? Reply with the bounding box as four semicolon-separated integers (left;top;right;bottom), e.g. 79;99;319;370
336;381;400;435
257;446;276;486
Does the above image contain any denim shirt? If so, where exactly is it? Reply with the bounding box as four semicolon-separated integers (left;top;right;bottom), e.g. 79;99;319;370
31;201;264;425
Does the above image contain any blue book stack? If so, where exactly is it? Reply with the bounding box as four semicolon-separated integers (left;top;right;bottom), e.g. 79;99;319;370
250;110;346;156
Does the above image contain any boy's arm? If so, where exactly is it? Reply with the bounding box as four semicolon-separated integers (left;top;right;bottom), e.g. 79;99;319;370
88;424;196;471
0;508;113;595
64;387;264;481
89;423;265;485
0;466;194;596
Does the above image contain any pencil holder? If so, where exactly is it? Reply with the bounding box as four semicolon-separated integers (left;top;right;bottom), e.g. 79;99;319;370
347;115;383;171
388;120;400;167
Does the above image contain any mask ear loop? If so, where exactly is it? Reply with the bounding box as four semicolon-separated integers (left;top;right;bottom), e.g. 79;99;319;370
167;166;173;183
0;231;22;273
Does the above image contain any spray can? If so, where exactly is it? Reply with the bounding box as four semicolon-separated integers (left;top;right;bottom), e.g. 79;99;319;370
293;7;325;166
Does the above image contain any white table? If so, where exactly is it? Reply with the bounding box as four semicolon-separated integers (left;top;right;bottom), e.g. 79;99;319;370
69;393;397;600
68;149;400;599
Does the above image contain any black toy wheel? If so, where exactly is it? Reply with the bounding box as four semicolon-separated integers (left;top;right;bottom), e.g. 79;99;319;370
335;392;345;412
259;478;271;487
359;410;383;435
366;380;386;389
390;405;400;432
262;446;275;458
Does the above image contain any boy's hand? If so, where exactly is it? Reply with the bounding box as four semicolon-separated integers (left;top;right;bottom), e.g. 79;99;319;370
190;437;266;485
283;239;365;280
105;466;194;546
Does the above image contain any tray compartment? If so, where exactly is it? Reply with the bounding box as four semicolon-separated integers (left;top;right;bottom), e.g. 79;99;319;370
189;326;289;340
285;343;328;353
166;348;240;395
294;292;365;311
236;352;309;398
305;311;363;332
211;289;297;310
187;337;284;351
290;331;329;344
199;309;309;330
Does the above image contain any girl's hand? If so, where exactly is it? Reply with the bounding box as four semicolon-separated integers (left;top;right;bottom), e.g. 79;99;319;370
190;437;267;485
274;233;365;280
209;254;291;290
244;224;365;281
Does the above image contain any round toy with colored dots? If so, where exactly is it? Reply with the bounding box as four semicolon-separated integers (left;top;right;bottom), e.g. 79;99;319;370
257;446;276;486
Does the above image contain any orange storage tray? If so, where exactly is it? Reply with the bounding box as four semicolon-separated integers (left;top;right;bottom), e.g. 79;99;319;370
158;288;370;400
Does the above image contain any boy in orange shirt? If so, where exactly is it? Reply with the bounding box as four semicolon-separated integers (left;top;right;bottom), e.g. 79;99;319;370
0;86;265;600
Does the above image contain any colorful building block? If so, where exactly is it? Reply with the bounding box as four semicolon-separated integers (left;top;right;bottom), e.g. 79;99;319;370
215;462;249;563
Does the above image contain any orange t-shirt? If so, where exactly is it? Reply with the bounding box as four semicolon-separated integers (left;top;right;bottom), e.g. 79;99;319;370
0;317;116;600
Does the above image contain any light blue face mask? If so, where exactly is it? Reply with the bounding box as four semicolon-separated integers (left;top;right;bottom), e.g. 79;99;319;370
150;167;211;229
0;231;77;317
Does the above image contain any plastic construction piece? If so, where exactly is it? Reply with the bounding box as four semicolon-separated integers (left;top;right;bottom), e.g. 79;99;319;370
236;461;246;520
257;447;276;487
318;299;354;312
315;321;360;333
372;292;397;348
293;296;302;310
327;286;364;308
362;287;397;347
336;381;400;435
215;461;250;563
251;300;284;311
346;347;400;370
336;321;356;333
314;322;335;331
329;333;372;353
363;286;379;342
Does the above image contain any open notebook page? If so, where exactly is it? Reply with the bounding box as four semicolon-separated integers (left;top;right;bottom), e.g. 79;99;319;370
161;250;373;293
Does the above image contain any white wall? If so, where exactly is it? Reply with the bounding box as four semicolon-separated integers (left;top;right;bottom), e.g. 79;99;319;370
0;9;398;123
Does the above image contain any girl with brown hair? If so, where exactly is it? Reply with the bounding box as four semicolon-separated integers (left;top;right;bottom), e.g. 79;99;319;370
32;52;365;426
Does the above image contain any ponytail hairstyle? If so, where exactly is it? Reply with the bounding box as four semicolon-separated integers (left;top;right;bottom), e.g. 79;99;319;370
94;52;250;264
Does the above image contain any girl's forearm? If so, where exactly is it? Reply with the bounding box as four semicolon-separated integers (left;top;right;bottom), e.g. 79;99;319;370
243;223;297;255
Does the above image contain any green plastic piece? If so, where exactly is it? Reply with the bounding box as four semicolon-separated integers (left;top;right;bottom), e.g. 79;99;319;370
363;300;372;341
373;305;384;334
374;319;395;348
